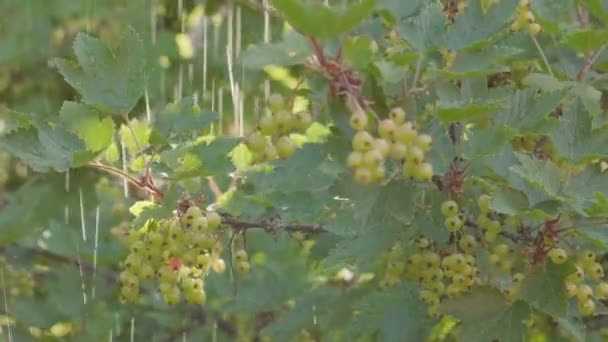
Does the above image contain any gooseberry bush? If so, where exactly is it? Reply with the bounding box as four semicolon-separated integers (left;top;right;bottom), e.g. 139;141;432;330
2;0;608;340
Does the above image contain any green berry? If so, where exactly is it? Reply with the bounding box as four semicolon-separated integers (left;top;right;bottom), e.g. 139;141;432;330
548;248;567;264
350;113;368;131
276;136;296;159
394;122;417;144
267;93;285;112
378;119;397;140
441;200;459;217
389;107;406;124
354;167;373;185
477;195;492;213
347;151;363;168
414;134;432;152
245;132;267;153
445;216;463;232
352;131;375;152
259;116;277;135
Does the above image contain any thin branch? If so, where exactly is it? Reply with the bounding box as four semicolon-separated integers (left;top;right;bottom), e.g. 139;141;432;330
409;54;424;95
530;34;554;77
87;162;164;201
576;45;607;82
558;218;608;233
221;214;325;234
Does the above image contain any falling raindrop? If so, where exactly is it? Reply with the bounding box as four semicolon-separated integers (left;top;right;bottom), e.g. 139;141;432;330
218;87;224;135
263;0;271;113
202;15;208;103
144;88;152;123
121;137;129;198
130;317;135;342
75;240;87;305
150;0;158;45
1;268;13;342
79;188;87;241
92;206;100;300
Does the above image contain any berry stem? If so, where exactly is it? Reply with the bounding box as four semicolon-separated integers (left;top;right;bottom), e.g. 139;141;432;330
529;33;554;77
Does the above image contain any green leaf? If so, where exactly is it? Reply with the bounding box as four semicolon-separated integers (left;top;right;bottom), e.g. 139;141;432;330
349;284;433;342
437;101;502;123
398;3;446;51
262;287;340;340
445;0;519;51
154;97;218;142
510;153;565;201
522;73;571;92
563;29;608;53
491;186;530;215
0;117;86;172
240;32;310;69
192;137;241;177
59;101;114;152
271;0;376;39
324;224;400;268
463;125;516;158
375;0;424;20
495;89;565;133
440;287;531;342
54;26;146;114
549;99;608;163
520;261;576;317
343;35;375;69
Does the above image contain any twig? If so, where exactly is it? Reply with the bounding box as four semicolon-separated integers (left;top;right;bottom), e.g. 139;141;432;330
530;34;554;77
87;162;164;201
409;54;424;95
221;214;325;234
576;45;607;82
557;218;608;233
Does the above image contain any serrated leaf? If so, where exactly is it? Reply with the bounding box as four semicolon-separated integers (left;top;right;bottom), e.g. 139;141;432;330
564;29;608;53
440;287;530;342
375;0;424;20
271;0;376;39
240;31;310;69
343;35;375;69
0;120;86;172
326;180;416;236
54;27;145;114
495;89;565;133
463;125;516;158
437;101;502;122
491;186;530;215
398;3;446;51
522;73;571;92
349;284;433;342
154;97;218;141
445;0;519;51
59;101;113;152
324;225;399;268
520;261;576;317
510;153;564;201
262;287;340;340
194;137;241;177
549;99;608;163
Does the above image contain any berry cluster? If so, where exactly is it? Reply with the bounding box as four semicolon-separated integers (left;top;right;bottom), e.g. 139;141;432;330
475;194;505;243
245;93;313;163
233;249;251;274
441;200;463;233
0;257;34;298
346;107;434;185
117;206;226;305
554;249;608;317
510;0;542;35
377;236;482;319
